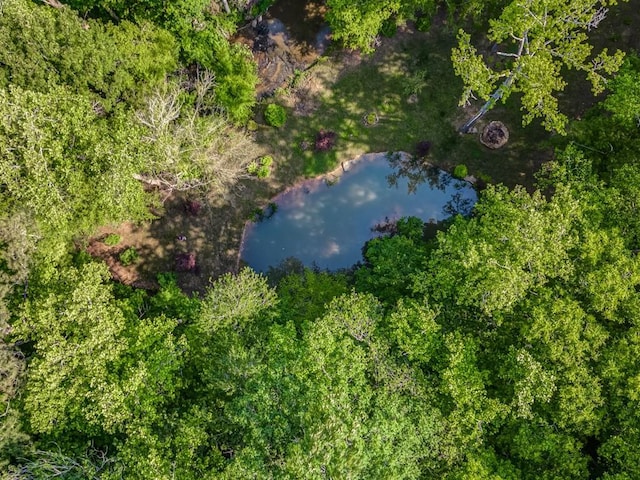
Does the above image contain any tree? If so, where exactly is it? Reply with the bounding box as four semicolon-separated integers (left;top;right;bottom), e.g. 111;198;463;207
0;0;178;111
13;262;185;442
219;292;447;479
65;0;258;122
355;217;429;305
326;0;435;53
603;55;640;129
452;0;626;133
134;76;262;195
0;86;154;263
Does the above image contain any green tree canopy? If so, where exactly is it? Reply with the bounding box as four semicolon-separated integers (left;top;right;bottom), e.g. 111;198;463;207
0;0;178;111
326;0;434;53
0;86;154;263
452;0;626;133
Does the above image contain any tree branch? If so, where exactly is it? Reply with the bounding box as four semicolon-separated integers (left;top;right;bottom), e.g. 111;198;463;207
40;0;65;8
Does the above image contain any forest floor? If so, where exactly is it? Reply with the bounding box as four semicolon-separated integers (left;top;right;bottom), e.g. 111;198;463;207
89;4;640;293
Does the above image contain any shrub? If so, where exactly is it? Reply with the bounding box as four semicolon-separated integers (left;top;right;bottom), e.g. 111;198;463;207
247;155;273;178
476;172;493;190
250;207;265;222
403;69;428;96
175;252;197;272
380;19;398;38
415;140;432;157
265;202;278;218
184;200;202;216
119;247;139;266
251;0;276;16
315;130;337;152
264;104;287;127
364;112;379;125
103;233;121;246
453;164;468;179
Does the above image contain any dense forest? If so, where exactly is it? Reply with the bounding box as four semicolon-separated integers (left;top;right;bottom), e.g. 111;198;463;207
1;0;640;478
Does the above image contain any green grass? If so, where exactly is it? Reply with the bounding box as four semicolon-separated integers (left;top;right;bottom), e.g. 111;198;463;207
256;27;554;190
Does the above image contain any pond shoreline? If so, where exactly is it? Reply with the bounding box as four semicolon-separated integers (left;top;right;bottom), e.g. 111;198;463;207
236;151;412;272
234;151;476;272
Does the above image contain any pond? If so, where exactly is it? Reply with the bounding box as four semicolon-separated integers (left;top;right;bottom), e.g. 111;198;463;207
240;152;477;272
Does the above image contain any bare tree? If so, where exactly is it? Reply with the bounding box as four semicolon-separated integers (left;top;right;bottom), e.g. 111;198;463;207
134;72;261;198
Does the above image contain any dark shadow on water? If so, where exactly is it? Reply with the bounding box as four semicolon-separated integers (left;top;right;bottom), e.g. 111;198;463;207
443;192;475;216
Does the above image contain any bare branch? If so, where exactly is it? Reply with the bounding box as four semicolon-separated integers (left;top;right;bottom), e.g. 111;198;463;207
40;0;65;8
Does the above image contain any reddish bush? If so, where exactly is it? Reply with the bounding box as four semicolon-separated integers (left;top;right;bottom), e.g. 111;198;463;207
175;252;197;272
415;140;432;157
315;130;337;152
184;200;202;216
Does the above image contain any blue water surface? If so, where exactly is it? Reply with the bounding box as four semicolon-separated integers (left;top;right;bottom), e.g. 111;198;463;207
241;153;476;272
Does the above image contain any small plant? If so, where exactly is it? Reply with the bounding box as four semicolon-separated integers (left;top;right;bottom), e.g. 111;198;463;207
264;103;287;128
403;69;428;96
103;233;121;246
416;15;431;32
453;164;469;179
247;155;273;178
380;18;398;38
250;207;265;222
476;172;493;190
291;69;307;88
265;202;278;218
246;119;258;131
184;199;202;216
119;247;139;266
175;252;197;272
415;140;432;157
315;130;337;152
251;0;275;16
249;202;278;222
363;112;379;125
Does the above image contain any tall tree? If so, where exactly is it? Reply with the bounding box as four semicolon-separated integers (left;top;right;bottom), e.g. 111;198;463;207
134;77;262;195
0;0;178;111
0;86;154;263
65;0;258;122
451;0;626;133
326;0;435;53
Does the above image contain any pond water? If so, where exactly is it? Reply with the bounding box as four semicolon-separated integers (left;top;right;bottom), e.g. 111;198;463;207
240;153;477;272
234;0;331;97
266;0;330;53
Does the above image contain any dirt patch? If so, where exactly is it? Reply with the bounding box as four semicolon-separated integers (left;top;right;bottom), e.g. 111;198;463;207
87;191;257;294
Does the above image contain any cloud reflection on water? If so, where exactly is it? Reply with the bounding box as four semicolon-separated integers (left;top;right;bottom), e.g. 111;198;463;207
242;153;477;272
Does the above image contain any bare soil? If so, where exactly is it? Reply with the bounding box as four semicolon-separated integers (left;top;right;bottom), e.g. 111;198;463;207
87;190;259;294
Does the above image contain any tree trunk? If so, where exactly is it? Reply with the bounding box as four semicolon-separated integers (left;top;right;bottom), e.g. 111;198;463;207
459;72;516;133
41;0;65;8
221;0;231;14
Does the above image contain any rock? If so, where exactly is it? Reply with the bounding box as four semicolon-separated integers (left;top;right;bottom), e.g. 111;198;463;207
480;121;509;149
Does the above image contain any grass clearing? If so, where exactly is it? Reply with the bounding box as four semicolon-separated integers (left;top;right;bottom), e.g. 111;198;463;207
256;23;553;191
